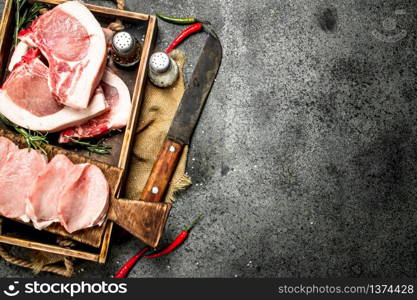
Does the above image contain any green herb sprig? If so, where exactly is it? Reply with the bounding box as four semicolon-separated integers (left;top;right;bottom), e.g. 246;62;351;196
14;127;49;154
14;0;46;45
69;138;112;155
0;114;49;154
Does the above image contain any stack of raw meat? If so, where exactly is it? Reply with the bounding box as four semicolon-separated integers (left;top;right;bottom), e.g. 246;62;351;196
0;1;131;141
0;136;109;233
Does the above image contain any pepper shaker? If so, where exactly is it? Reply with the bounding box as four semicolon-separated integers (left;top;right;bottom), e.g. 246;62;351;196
148;52;179;88
111;31;142;67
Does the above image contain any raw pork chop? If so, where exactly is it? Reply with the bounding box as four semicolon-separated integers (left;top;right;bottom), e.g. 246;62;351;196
0;49;108;132
26;154;76;229
9;27;114;72
58;164;109;233
8;41;30;72
59;69;131;143
18;1;106;109
0;148;47;222
103;27;115;51
0;136;18;167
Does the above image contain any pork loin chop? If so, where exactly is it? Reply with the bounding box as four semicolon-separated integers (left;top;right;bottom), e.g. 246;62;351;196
0;136;19;167
18;1;106;109
8;41;30;72
9;26;114;72
58;163;109;233
26;154;76;229
0;148;47;222
59;69;131;143
0;49;108;132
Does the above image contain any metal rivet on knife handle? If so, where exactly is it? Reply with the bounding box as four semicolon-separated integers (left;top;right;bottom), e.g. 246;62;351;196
140;139;184;202
151;187;159;195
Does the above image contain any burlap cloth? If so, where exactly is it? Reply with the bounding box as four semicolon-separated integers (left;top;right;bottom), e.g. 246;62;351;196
0;50;191;276
125;50;191;201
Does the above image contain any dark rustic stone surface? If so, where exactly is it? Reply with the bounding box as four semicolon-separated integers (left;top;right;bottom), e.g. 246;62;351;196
1;0;417;278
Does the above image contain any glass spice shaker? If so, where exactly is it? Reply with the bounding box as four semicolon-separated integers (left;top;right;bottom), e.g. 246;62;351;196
148;52;179;88
111;31;142;67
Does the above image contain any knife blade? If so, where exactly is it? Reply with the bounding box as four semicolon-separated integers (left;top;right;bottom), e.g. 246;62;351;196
139;29;222;203
167;33;223;145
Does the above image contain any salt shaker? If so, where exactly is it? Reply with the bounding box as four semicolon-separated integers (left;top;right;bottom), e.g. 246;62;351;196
111;31;141;67
148;52;179;88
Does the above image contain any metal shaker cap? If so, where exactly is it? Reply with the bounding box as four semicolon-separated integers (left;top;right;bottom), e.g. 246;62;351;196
149;52;171;74
148;52;179;88
112;31;134;54
111;31;141;67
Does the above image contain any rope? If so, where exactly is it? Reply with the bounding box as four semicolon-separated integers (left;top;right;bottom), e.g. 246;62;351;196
108;0;126;32
0;218;75;277
0;0;128;277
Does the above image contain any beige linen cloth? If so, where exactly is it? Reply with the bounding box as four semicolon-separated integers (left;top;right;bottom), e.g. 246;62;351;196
0;50;191;276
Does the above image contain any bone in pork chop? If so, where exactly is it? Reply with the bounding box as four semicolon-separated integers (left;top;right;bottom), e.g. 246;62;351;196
9;26;114;72
0;49;108;132
58;163;109;233
59;69;131;143
18;1;106;109
0;148;47;222
8;41;30;72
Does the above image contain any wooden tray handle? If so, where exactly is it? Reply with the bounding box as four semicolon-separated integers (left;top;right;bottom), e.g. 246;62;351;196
108;199;171;248
140;139;184;203
109;139;182;247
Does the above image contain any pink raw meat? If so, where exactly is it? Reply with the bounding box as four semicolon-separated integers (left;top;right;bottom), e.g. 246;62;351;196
58;164;109;233
8;41;30;72
59;69;131;143
9;27;114;72
0;49;108;132
103;27;115;51
0;148;47;222
0;136;19;167
26;154;76;229
18;1;106;109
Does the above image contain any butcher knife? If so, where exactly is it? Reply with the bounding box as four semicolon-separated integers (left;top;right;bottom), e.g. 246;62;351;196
108;27;222;248
140;27;223;204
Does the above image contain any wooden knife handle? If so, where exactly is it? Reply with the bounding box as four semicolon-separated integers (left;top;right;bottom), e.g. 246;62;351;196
140;139;184;202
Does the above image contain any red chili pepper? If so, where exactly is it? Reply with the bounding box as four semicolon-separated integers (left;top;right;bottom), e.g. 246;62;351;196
114;246;149;278
146;215;202;259
165;23;203;54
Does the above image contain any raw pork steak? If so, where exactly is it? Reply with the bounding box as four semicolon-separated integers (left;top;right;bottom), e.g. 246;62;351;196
0;49;108;132
8;41;30;72
0;136;18;167
59;69;131;143
26;154;75;229
58;163;109;233
18;1;106;109
9;27;114;72
0;148;47;222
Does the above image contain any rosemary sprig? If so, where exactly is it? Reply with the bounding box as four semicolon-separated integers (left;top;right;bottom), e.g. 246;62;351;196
0;114;49;154
69;138;112;155
14;127;49;155
14;0;46;45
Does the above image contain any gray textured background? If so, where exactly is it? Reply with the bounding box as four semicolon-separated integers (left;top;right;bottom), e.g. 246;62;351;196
1;0;417;278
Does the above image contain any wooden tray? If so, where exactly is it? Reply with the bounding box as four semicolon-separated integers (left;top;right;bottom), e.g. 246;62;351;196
0;0;160;263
